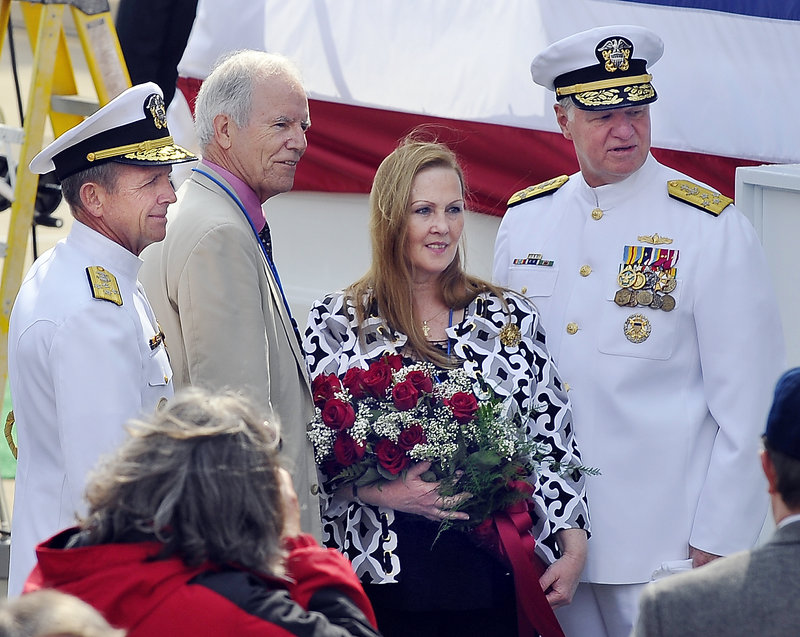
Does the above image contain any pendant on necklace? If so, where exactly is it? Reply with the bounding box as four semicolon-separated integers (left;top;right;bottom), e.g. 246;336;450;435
422;321;431;338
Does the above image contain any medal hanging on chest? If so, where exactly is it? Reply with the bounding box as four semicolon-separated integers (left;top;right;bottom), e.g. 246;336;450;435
614;246;679;312
614;245;679;343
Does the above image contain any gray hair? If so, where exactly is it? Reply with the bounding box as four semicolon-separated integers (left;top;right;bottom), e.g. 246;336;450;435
0;589;125;637
79;388;286;575
60;162;121;214
194;50;304;150
557;96;575;121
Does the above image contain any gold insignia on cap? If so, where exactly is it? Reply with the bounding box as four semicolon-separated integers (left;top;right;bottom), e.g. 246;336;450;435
86;266;122;306
575;89;624;108
499;323;522;347
598;37;632;73
626;83;656;102
507;175;569;207
624;313;651;343
668;180;733;216
122;144;195;163
145;93;168;129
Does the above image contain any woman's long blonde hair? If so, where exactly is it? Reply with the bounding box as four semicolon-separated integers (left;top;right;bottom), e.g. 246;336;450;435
346;135;505;367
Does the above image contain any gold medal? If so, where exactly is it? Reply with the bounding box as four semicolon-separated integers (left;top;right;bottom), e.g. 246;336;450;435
662;278;677;293
617;266;636;288
636;289;654;306
632;271;647;290
614;289;632;306
660;294;676;312
624;313;651;343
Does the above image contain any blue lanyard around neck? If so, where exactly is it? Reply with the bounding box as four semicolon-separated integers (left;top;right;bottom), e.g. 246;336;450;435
191;168;300;341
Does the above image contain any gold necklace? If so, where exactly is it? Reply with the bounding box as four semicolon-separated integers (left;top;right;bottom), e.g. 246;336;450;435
421;307;450;338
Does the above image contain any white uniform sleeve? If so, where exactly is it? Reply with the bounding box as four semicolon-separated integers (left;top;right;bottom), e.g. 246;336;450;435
50;304;145;509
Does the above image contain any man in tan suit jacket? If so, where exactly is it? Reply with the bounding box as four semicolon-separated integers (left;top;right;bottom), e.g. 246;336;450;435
140;51;321;535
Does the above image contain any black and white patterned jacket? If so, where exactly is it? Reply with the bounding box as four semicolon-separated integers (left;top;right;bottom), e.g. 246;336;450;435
303;289;590;584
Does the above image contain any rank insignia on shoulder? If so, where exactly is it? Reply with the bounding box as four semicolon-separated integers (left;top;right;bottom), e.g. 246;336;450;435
507;175;569;208
86;266;122;306
667;179;733;216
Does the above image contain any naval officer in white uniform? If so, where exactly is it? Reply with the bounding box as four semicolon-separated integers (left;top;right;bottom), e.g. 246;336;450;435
7;82;196;595
492;25;785;637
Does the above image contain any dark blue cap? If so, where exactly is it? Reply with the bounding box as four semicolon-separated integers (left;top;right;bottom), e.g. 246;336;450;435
764;367;800;461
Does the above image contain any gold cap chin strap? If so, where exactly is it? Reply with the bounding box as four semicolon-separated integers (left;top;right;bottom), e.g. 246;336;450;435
556;73;652;97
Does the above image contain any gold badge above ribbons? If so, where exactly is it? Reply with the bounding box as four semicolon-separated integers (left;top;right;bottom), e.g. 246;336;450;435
499;323;522;347
624;313;651;344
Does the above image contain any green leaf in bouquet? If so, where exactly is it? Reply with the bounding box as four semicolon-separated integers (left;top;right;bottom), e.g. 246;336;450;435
465;449;502;471
376;464;401;481
355;466;383;487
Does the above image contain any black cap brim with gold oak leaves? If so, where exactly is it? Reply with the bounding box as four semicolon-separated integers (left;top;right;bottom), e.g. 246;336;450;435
50;93;197;181
555;35;657;111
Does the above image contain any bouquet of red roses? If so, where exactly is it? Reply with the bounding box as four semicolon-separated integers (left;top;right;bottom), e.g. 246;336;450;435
308;353;593;531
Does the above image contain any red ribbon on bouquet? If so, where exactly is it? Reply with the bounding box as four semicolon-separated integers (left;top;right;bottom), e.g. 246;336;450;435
481;501;566;637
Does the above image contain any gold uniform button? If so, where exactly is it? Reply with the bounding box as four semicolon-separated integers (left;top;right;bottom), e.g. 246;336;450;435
566;322;579;335
579;265;592;277
591;208;603;220
520;286;528;295
310;483;320;495
564;382;571;392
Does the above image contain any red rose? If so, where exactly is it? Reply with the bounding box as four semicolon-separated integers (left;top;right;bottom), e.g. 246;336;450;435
383;353;404;371
406;370;433;394
311;373;341;409
392;380;419;411
342;367;367;399
321;398;356;430
375;438;411;475
333;433;365;467
362;360;393;398
397;424;426;451
448;392;479;423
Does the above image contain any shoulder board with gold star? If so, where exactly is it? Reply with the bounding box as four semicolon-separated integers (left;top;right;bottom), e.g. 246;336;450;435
86;266;123;306
507;175;569;208
667;179;733;217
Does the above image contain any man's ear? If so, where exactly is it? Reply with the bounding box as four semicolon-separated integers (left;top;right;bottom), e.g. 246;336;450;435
554;103;573;140
78;182;104;219
761;448;779;495
213;113;233;150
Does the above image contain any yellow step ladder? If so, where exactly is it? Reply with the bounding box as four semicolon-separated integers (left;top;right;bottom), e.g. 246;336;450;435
0;0;131;429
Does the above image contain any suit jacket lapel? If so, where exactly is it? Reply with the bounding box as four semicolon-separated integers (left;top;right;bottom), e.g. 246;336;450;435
191;166;310;389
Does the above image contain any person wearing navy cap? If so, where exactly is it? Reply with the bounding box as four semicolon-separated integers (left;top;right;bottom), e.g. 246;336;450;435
7;82;196;596
492;25;785;636
632;367;800;636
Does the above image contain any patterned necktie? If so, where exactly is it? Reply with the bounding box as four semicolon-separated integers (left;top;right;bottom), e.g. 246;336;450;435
258;221;273;262
258;220;302;346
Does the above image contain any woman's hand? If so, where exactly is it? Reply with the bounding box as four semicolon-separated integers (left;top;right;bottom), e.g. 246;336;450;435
539;528;587;608
357;461;471;522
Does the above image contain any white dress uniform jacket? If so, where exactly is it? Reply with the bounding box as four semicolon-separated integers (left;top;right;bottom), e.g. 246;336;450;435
493;154;785;583
139;163;321;537
8;221;173;595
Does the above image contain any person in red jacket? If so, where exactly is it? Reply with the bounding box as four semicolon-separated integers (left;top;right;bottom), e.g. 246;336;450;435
22;388;380;637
